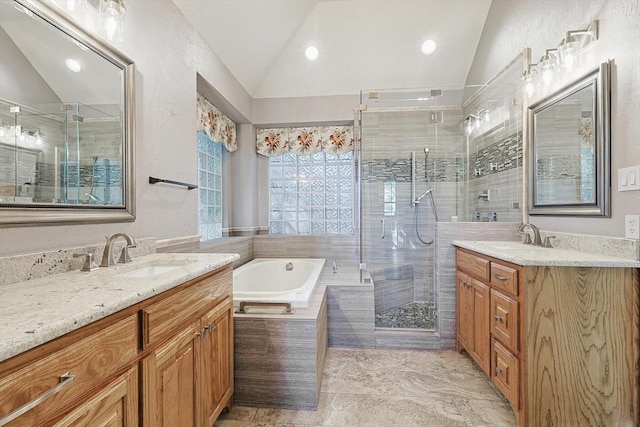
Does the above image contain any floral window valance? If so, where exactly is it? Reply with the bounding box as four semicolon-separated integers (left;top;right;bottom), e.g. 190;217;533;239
256;125;354;157
196;93;237;152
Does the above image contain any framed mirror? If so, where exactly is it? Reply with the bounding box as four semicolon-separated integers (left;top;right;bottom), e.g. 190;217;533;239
0;0;135;226
528;61;610;216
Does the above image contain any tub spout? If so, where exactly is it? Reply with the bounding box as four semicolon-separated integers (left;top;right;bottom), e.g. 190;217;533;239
285;262;293;271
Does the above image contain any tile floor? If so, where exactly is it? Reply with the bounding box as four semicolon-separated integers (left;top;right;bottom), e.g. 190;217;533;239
215;348;518;427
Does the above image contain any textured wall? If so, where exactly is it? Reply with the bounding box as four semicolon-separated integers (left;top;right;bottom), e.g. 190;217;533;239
0;0;253;256
467;0;640;237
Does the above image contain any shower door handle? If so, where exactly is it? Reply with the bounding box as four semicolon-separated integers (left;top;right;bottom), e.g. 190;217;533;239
380;219;385;239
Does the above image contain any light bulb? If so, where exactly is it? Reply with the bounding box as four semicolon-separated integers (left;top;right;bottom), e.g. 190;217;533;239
105;16;117;40
65;58;82;72
542;66;553;84
421;39;437;55
525;80;535;97
305;46;319;61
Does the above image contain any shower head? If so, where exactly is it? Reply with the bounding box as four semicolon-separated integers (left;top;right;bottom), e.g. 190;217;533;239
424;147;429;153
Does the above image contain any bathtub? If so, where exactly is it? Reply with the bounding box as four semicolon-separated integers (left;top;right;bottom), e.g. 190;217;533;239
233;258;325;308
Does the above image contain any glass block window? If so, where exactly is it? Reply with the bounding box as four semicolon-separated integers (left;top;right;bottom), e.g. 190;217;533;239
384;181;396;216
197;131;223;240
269;151;354;235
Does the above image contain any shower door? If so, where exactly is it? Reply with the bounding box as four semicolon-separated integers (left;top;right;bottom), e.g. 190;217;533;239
359;105;440;331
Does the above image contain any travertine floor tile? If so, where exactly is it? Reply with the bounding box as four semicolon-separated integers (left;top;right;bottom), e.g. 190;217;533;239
215;348;518;427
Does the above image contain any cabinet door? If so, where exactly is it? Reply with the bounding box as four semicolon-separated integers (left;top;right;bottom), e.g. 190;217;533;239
491;289;519;353
54;367;138;427
456;272;473;352
142;321;200;427
471;279;490;375
198;298;234;427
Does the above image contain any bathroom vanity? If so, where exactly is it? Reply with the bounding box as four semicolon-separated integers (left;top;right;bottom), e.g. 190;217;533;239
0;252;238;426
454;241;639;427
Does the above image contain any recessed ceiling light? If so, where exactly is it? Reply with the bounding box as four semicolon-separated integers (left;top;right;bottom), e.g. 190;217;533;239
65;58;82;72
305;46;319;61
421;39;437;55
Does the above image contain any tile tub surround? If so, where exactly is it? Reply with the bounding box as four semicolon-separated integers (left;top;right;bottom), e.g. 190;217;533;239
0;252;239;362
216;347;517;427
234;280;328;410
0;236;157;286
158;235;254;268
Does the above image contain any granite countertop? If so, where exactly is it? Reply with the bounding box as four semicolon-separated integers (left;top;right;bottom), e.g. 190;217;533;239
0;252;239;363
452;240;640;268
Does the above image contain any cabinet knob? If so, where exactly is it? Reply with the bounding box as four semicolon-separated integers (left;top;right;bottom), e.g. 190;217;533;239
494;315;502;322
495;367;502;375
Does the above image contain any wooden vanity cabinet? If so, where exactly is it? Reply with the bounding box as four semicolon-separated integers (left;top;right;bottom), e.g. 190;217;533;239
456;247;640;427
456;271;490;374
0;263;234;427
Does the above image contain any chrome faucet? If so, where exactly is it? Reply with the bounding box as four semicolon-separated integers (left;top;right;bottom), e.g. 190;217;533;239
518;223;542;246
100;233;137;267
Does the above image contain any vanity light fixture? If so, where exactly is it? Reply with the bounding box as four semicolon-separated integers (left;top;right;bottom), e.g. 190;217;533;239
305;46;319;61
421;39;437;55
65;58;82;72
98;0;126;42
539;49;559;85
523;20;598;98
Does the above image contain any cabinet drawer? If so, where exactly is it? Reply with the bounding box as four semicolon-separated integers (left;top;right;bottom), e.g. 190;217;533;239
491;289;518;353
142;266;232;348
0;315;138;427
491;338;519;410
457;250;490;281
490;262;518;295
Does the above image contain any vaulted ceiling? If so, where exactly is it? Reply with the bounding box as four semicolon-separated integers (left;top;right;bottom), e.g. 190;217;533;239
172;0;493;99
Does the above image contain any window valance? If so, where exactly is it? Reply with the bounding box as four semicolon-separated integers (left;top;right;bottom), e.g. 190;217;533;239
196;93;237;152
256;125;354;157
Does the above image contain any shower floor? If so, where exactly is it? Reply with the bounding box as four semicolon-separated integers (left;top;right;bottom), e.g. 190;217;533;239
375;301;434;330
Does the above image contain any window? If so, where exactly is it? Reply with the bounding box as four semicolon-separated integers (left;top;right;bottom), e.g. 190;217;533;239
197;131;223;240
269;151;353;235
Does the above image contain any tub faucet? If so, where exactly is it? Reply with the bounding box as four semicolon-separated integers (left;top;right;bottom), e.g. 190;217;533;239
518;223;542;246
332;261;338;274
100;233;137;267
285;262;293;271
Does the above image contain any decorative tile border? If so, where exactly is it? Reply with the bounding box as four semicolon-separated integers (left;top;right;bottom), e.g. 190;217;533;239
362;157;465;183
469;132;522;179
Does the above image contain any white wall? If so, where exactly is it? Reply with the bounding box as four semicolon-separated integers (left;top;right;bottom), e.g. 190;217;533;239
467;0;640;237
0;0;253;256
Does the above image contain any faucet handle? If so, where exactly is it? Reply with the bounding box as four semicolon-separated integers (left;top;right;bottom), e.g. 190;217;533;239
118;244;136;264
543;235;556;248
73;253;99;271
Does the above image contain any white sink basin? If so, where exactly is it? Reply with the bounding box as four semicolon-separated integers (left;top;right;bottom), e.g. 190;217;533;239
117;265;180;278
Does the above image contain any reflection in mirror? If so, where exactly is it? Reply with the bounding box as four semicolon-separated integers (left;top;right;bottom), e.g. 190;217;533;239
0;0;134;225
528;61;610;216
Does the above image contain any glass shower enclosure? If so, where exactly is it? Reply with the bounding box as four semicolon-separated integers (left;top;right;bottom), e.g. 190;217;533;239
357;89;464;330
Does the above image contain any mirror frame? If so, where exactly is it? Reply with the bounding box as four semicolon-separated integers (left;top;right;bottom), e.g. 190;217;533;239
528;61;610;217
0;0;135;226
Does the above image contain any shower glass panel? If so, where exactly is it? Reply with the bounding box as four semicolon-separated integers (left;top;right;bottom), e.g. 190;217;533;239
359;89;464;330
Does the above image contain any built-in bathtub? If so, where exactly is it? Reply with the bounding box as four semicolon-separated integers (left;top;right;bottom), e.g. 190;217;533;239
233;258;325;308
232;257;328;410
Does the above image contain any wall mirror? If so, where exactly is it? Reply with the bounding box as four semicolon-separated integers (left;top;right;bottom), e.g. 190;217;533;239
0;0;135;226
528;61;610;216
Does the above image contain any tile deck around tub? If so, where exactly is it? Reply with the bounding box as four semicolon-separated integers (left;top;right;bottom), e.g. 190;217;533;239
216;347;518;427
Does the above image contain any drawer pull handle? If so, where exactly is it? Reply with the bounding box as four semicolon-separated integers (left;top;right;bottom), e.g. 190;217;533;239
495;315;502;322
492;273;508;281
495;367;502;375
205;324;213;333
0;372;75;426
